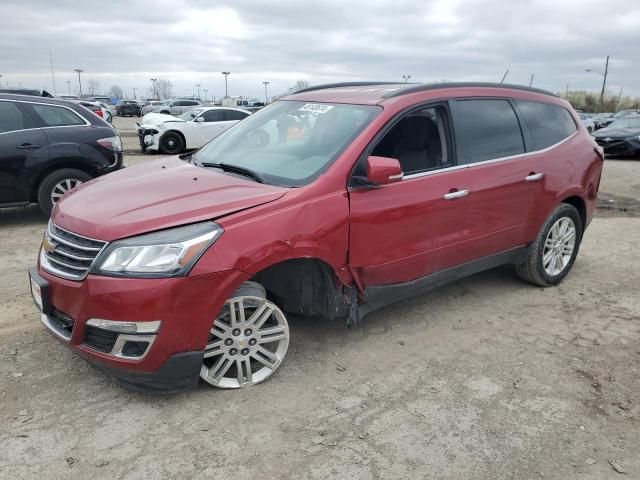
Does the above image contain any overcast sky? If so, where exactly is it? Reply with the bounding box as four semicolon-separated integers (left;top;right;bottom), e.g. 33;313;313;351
1;0;638;100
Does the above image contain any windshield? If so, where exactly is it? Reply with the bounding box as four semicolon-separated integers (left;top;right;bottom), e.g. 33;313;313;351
179;108;203;121
610;116;640;129
193;101;380;186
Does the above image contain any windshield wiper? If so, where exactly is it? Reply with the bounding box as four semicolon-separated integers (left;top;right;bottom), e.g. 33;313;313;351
200;162;264;183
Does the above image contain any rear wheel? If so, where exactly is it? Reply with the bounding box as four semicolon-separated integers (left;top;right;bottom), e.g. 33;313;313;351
516;203;583;286
200;282;290;389
37;168;92;215
159;132;184;154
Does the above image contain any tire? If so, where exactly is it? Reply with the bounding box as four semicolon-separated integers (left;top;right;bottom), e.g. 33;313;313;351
587;126;593;134
200;281;290;389
160;110;170;115
37;168;92;216
159;132;184;155
515;203;583;287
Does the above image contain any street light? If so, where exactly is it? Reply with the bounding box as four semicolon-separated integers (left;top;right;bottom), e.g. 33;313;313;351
150;78;158;99
132;87;137;99
221;72;230;98
586;55;610;113
262;81;270;104
66;80;71;94
196;83;201;99
402;74;411;83
74;68;84;97
203;89;208;102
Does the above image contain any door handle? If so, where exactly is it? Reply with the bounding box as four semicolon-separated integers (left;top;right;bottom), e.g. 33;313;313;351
525;173;544;182
443;189;469;200
17;143;41;150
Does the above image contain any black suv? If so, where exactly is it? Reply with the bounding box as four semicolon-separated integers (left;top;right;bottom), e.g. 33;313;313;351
116;100;142;117
0;94;124;215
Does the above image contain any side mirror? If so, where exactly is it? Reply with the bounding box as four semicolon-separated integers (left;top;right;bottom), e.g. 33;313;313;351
195;116;205;122
366;156;403;185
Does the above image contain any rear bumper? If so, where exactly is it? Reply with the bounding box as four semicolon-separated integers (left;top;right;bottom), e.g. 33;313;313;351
30;265;250;393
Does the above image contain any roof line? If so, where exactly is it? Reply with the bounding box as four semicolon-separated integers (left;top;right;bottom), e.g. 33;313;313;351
382;82;558;99
293;82;403;94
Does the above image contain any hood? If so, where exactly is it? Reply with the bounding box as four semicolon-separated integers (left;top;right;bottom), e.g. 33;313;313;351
593;127;640;139
141;112;184;126
52;157;288;241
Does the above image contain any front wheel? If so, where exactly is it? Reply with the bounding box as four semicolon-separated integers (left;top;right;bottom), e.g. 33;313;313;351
159;132;184;154
200;282;290;389
516;203;583;286
37;168;92;215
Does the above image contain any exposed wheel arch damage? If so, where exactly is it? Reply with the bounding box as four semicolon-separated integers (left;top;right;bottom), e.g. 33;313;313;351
250;258;359;325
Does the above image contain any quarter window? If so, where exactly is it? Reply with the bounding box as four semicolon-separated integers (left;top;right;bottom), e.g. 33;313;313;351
453;99;525;164
515;101;577;150
202;110;223;122
30;104;86;127
0;102;36;133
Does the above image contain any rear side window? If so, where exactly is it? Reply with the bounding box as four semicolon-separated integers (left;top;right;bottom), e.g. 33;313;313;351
30;104;86;127
453;99;525;164
224;110;249;121
515;101;577;150
0;101;36;133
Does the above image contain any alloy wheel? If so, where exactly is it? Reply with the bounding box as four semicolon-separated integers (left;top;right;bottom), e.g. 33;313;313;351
200;296;289;388
50;178;82;204
542;217;576;276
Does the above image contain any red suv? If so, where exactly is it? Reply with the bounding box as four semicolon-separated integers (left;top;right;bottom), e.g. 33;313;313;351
29;82;603;392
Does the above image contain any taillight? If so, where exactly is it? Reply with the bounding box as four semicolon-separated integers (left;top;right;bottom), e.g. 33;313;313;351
97;136;122;152
94;108;104;118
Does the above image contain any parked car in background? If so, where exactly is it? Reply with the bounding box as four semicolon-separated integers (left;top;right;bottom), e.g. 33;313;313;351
592;115;640;156
91;96;113;105
30;82;602;392
141;100;165;115
72;100;111;123
0;94;124;214
137;106;250;154
601;109;640;128
148;99;202;116
0;88;53;97
116;100;142;117
591;113;613;130
578;113;595;133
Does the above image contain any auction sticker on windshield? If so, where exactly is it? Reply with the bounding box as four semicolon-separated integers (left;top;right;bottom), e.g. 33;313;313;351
299;103;334;114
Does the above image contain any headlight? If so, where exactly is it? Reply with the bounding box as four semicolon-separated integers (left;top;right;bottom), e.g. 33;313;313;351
93;222;223;277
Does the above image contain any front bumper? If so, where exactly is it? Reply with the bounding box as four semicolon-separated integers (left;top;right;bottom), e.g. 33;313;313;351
30;266;249;393
137;128;160;153
595;137;640;156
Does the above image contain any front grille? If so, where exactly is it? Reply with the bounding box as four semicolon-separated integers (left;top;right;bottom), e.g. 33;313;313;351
595;138;631;155
84;326;119;353
48;308;75;339
41;223;107;281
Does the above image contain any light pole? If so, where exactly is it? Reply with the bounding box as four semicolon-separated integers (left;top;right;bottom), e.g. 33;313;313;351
221;72;230;98
150;78;158;99
586;55;609;113
402;74;411;83
132;87;137;99
74;68;84;98
196;83;201;99
262;81;270;104
203;89;208;102
529;74;534;87
66;80;71;94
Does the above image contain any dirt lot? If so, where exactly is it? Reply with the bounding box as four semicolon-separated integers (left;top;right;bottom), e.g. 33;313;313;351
0;122;639;479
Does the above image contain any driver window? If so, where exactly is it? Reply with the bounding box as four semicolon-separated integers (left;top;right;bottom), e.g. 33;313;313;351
371;106;450;176
202;110;223;122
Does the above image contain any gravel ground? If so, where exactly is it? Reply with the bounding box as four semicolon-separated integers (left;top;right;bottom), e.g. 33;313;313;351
0;119;638;479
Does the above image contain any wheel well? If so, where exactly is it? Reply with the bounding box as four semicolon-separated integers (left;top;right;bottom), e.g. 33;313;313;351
31;162;97;202
251;258;350;320
562;195;586;227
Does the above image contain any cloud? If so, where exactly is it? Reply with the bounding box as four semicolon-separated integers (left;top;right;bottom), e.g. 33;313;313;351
0;0;638;98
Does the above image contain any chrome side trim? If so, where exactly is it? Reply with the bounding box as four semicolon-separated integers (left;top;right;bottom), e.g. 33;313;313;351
402;130;579;181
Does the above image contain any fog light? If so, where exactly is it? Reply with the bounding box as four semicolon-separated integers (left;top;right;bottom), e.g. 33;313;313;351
86;319;161;334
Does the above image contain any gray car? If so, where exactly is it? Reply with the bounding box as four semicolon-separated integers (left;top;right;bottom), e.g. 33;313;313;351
148;99;202;116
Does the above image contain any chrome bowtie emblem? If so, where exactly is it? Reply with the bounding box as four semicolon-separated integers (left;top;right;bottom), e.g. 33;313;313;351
42;236;57;254
604;138;612;142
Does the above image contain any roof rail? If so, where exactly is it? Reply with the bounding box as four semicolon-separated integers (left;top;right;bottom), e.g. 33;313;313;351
293;82;402;94
382;82;558;99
